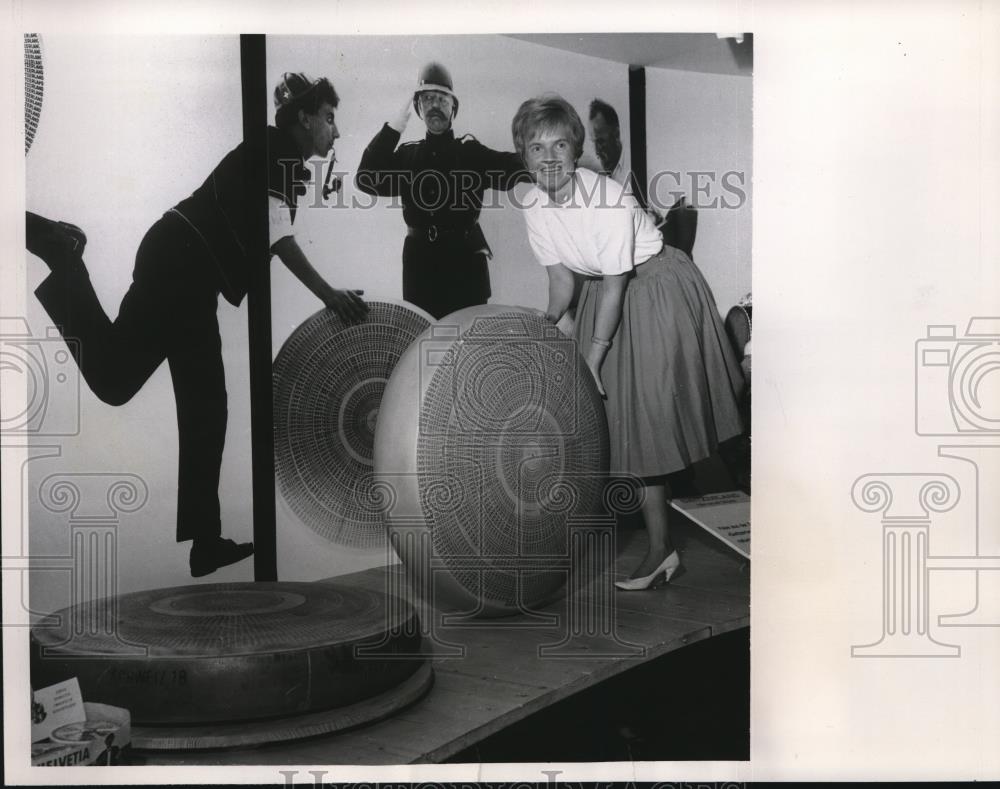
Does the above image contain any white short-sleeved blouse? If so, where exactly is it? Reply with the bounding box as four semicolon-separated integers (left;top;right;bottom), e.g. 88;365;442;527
521;167;662;277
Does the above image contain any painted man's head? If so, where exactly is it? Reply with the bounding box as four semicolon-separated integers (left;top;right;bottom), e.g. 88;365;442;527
588;98;623;175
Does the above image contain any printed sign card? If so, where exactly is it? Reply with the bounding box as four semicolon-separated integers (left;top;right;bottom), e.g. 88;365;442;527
31;678;86;744
671;490;751;559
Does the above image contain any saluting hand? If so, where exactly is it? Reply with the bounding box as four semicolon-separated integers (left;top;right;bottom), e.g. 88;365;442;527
323;287;368;325
389;96;413;133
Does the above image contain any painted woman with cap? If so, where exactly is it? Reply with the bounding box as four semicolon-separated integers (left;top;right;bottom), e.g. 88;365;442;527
25;72;367;578
356;62;530;319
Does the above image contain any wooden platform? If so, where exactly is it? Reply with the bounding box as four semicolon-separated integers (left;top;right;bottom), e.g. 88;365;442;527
134;513;749;765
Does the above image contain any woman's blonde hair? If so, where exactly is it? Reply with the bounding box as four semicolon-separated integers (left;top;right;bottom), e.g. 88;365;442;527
511;94;585;161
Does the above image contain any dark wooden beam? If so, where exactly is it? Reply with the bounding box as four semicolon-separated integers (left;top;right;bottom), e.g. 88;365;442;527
628;65;648;210
240;34;277;581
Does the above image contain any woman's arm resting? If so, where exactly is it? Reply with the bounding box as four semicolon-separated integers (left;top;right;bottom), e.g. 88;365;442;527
544;263;576;324
585;272;629;396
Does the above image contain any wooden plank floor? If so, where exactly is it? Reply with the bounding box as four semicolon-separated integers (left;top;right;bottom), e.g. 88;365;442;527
136;511;748;765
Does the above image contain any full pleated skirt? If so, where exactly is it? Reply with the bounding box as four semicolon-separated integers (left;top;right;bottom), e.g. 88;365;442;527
575;245;745;476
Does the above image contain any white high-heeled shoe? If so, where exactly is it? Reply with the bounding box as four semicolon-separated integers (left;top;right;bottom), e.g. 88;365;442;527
614;550;681;591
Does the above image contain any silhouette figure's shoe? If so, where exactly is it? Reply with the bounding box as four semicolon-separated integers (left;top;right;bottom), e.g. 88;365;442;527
190;538;254;578
614;550;682;591
26;211;87;272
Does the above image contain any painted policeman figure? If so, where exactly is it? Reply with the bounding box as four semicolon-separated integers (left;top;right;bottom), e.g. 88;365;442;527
356;62;530;319
25;73;367;577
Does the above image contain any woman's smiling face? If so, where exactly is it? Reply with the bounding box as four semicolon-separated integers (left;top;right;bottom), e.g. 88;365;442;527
523;126;577;194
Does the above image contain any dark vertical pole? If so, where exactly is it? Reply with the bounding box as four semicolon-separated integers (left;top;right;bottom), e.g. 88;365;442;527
240;34;277;581
628;65;648;210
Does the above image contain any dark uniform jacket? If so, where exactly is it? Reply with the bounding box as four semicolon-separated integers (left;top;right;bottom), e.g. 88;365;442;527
171;125;310;306
356;123;529;318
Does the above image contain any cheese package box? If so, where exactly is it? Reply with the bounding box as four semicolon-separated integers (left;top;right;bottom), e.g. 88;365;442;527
31;677;85;743
31;702;131;766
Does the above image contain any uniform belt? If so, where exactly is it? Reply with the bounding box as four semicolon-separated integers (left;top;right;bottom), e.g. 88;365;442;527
406;224;477;243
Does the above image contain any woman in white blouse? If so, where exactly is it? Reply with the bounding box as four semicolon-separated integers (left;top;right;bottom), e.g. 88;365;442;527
512;95;745;590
